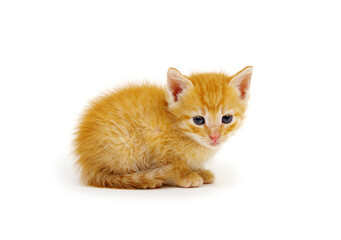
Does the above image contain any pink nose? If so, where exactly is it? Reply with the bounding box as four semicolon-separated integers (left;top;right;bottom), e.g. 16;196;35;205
209;133;220;142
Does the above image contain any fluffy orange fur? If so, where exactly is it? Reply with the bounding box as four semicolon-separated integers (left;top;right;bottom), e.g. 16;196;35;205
73;66;253;189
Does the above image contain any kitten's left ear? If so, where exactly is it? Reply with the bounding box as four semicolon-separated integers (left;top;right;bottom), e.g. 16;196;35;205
229;66;253;100
167;68;193;103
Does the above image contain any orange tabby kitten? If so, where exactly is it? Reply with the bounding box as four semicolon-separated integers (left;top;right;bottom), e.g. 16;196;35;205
73;66;252;189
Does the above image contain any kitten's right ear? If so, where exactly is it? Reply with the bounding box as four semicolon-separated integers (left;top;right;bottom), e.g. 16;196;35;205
167;68;193;103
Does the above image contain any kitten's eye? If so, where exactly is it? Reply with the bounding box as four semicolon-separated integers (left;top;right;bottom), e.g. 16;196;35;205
222;115;233;124
193;116;205;125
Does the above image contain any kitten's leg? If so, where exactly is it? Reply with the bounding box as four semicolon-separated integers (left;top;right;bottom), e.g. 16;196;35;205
196;169;215;184
162;161;204;188
176;172;204;188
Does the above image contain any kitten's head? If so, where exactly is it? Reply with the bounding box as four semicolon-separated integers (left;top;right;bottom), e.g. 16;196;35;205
166;66;252;149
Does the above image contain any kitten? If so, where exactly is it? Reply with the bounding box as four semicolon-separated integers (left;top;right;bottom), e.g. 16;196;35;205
73;66;252;189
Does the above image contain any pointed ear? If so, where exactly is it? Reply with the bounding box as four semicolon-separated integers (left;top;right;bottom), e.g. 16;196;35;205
167;68;193;103
229;66;253;100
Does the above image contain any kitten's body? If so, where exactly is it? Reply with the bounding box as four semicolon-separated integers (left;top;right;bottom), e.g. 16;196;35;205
74;67;252;189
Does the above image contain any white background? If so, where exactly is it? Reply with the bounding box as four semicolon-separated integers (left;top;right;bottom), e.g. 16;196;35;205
1;0;340;239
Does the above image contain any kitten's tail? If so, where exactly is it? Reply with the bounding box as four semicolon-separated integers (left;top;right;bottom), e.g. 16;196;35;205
83;168;167;189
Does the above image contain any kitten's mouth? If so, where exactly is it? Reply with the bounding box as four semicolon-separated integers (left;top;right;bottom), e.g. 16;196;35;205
209;142;220;146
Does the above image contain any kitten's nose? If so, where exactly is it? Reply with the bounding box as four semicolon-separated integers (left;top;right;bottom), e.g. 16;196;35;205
209;133;221;142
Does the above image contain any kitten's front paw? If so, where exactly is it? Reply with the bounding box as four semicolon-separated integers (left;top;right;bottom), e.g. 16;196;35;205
141;179;163;189
197;169;215;184
177;172;203;188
